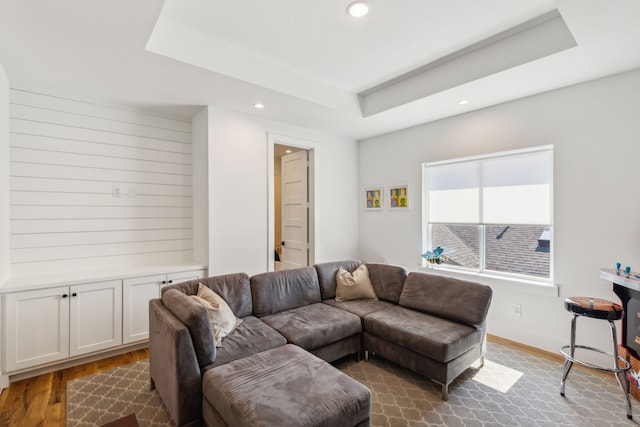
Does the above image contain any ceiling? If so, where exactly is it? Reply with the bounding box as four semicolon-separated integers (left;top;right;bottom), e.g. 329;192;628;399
1;0;639;140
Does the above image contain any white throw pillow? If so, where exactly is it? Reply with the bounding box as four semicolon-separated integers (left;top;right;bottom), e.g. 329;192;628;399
335;264;378;301
190;283;242;347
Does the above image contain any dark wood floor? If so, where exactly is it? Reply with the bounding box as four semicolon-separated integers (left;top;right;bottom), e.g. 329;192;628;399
0;348;149;427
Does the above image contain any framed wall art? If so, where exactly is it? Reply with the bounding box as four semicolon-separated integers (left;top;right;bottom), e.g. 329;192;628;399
364;187;383;211
387;184;409;210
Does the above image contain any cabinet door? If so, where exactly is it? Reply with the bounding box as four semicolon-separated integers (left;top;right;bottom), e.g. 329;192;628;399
69;280;122;357
4;287;70;371
122;274;165;344
166;269;206;287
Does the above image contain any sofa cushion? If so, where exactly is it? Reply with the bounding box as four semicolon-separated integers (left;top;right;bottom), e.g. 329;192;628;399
364;306;481;363
399;272;492;328
162;289;216;368
209;315;287;368
162;272;253;318
323;299;395;319
366;263;408;304
191;284;242;347
260;303;361;351
336;264;377;301
251;267;321;317
203;344;371;427
314;260;362;300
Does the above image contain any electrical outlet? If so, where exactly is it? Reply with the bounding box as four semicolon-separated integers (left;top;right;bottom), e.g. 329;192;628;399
112;185;121;197
512;304;521;316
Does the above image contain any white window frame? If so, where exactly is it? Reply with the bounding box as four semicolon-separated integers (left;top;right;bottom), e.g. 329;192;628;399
422;145;554;284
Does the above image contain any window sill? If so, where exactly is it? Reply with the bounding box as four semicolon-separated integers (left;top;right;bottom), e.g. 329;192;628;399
417;265;559;297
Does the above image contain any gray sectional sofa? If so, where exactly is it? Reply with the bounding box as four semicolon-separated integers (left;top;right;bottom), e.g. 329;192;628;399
149;260;493;426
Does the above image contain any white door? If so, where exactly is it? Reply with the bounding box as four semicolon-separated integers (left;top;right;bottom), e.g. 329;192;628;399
122;274;165;344
281;150;309;269
69;280;122;357
4;287;70;371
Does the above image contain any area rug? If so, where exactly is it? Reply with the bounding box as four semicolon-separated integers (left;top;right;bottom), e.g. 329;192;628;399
66;360;173;426
67;341;639;426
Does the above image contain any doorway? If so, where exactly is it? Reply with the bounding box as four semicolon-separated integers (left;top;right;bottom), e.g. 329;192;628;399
267;133;316;272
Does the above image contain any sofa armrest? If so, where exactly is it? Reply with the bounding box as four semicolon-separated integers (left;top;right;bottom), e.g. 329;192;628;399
149;299;204;426
162;289;216;368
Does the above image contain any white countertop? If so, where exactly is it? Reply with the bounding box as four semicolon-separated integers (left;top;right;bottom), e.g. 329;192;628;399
0;263;208;293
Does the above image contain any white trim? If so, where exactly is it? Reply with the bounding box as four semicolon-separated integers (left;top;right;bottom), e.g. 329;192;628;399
267;133;317;272
425;144;553;168
418;265;559;298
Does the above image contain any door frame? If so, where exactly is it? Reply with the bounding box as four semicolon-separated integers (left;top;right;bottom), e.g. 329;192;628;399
267;133;316;272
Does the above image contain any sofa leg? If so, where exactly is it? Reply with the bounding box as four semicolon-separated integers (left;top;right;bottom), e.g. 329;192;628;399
431;379;448;401
150;377;156;390
479;354;485;369
364;350;369;362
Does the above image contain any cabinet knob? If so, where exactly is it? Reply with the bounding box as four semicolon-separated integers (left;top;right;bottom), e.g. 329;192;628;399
161;280;166;284
62;294;68;298
168;280;173;284
72;292;77;297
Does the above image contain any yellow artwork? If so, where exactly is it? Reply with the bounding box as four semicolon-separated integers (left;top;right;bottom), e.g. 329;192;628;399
388;185;409;209
365;188;383;210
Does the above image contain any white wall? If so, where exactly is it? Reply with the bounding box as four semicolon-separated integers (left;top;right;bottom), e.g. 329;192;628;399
0;64;9;284
359;68;640;354
8;90;196;277
206;106;359;276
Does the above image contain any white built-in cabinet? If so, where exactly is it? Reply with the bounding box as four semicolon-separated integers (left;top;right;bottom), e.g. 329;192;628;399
2;268;205;378
123;270;205;344
4;279;121;372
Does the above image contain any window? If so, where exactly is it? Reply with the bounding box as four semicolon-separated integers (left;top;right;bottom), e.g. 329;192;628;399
423;146;553;281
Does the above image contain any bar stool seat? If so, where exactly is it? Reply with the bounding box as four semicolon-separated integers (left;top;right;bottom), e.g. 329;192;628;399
560;296;632;419
564;297;624;321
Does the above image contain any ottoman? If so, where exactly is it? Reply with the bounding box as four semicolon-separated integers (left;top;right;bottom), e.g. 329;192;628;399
202;344;371;427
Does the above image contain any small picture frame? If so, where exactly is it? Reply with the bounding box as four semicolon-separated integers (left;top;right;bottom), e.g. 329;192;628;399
387;184;409;209
364;187;384;211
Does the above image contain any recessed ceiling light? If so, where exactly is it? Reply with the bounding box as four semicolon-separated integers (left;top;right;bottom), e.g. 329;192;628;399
285;150;292;154
347;1;370;18
458;99;470;105
254;103;264;109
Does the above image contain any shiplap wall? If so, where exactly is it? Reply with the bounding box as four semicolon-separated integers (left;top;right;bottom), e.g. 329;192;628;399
9;90;194;276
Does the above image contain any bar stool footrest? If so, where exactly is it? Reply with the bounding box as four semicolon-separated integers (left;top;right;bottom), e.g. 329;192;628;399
561;344;631;373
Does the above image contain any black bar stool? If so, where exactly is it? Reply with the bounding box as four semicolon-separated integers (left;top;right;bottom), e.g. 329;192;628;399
560;296;632;419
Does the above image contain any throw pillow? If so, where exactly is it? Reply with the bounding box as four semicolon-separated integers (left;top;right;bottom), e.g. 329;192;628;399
190;283;242;347
335;264;378;301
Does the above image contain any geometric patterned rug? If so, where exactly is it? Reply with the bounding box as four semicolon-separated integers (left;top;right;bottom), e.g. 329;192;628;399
66;360;173;427
67;341;639;426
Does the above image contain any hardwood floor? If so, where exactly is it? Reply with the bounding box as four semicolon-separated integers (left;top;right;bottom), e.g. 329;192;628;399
0;348;149;427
